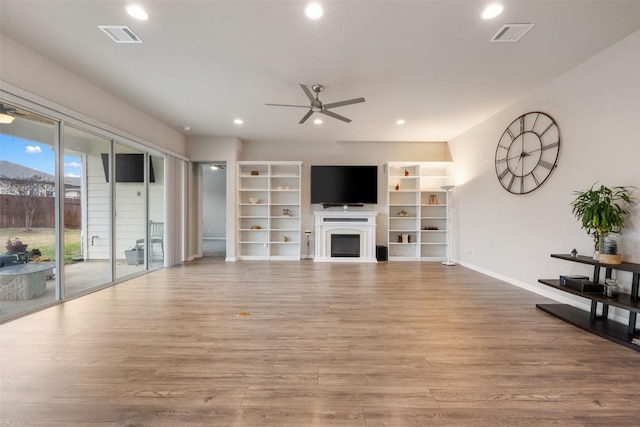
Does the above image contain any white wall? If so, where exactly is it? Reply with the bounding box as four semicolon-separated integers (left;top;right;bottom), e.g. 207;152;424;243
186;136;242;260
239;140;452;247
0;34;186;156
186;137;450;259
448;30;640;313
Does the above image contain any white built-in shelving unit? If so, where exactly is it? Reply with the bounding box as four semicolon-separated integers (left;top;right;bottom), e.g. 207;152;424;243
387;162;453;261
237;161;302;260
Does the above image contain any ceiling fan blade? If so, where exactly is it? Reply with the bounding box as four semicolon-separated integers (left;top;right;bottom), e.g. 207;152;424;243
299;84;320;107
265;103;310;108
321;109;352;123
323;97;366;110
299;109;314;124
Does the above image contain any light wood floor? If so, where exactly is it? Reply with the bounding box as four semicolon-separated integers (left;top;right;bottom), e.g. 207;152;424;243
1;259;639;426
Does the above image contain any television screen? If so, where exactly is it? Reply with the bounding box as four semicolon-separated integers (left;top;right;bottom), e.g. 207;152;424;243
310;165;378;205
101;153;156;183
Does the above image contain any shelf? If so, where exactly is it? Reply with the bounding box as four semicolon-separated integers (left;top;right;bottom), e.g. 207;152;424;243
539;280;640;312
551;254;640;274
237;161;302;260
387;161;452;262
537;304;639;351
537;254;640;353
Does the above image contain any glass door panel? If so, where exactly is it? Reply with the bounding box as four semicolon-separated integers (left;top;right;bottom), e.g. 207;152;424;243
0;103;57;320
148;155;164;270
62;125;112;296
114;143;146;279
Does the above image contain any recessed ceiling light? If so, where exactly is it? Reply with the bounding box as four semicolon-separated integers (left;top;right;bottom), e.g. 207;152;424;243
313;118;323;124
210;165;219;171
482;3;503;20
126;4;148;21
233;118;243;125
396;119;406;125
306;3;324;20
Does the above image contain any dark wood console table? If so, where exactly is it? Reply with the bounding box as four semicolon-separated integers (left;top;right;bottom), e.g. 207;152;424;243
537;254;640;351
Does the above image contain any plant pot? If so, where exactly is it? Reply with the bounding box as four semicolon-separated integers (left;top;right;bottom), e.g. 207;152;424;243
600;233;622;264
6;244;28;253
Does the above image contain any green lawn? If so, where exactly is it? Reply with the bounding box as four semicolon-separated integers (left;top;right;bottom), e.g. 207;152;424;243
2;228;81;264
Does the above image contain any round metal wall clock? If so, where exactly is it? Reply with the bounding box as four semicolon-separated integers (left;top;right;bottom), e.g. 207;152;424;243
494;111;560;194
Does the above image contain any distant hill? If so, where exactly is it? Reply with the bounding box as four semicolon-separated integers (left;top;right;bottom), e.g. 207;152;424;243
0;160;80;187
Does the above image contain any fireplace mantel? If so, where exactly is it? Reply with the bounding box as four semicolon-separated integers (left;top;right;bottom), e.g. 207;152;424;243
314;211;378;262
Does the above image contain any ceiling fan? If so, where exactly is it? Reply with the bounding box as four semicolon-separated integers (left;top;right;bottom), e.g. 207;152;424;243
0;103;53;125
0;104;19;124
266;84;365;124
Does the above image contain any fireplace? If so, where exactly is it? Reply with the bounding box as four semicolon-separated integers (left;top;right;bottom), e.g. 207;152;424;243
331;234;360;257
314;211;377;262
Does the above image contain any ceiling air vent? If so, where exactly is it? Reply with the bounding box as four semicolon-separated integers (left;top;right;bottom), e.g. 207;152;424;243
490;23;535;42
98;25;143;43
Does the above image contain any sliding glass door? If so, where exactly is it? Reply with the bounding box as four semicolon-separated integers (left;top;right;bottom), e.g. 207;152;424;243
0;103;58;318
114;143;147;280
148;155;164;270
63;125;113;296
0;97;170;322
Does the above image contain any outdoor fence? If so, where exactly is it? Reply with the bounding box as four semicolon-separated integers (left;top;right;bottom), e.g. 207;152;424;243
0;195;81;229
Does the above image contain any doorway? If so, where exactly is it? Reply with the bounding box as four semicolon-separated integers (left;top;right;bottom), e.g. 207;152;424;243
201;163;226;258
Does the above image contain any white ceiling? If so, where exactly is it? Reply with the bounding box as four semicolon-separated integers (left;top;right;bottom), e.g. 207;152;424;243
1;1;639;144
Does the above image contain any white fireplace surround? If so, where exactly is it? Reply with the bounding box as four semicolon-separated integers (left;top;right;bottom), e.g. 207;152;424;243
314;211;378;262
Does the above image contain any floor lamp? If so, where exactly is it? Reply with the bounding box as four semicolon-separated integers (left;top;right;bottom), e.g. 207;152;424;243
441;185;456;266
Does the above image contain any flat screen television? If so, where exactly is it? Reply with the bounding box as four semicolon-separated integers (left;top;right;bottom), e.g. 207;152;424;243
101;153;156;183
310;165;378;206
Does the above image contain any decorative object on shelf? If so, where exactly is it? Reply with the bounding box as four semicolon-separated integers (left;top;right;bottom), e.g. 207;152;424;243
604;278;620;298
395;183;400;191
570;183;636;261
282;208;292;217
404;169;410;176
428;194;439;205
424;226;438;230
600;233;622;264
398;210;408;217
249;198;260;204
277;185;284;190
570;248;578;257
250;170;259;176
282;236;289;242
495;111;561;194
401;233;409;244
250;225;262;230
441;185;456;266
284;185;290;190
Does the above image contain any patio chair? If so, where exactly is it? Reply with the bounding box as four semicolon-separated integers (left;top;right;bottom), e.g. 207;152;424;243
149;221;164;258
135;220;164;260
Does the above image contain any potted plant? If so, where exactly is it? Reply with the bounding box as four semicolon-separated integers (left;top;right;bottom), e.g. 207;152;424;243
570;183;636;262
5;237;28;253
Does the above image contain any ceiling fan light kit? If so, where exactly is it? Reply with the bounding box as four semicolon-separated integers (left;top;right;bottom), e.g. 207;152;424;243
266;83;365;124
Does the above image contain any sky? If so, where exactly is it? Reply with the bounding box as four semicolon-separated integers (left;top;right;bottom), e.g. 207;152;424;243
0;134;82;178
